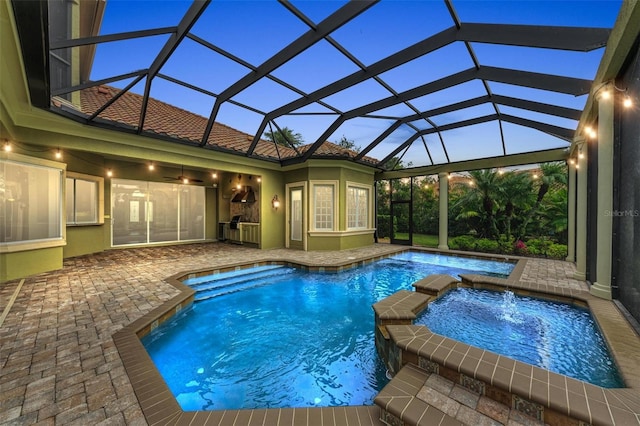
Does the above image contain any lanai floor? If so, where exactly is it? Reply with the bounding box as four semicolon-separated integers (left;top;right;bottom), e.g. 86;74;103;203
0;243;603;425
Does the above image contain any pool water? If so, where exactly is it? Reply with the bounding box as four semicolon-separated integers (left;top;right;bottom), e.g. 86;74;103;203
416;288;624;388
142;252;514;410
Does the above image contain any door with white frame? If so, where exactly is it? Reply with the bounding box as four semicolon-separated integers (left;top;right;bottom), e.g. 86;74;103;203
286;182;306;250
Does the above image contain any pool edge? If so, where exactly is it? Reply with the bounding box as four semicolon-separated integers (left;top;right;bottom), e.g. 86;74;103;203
376;275;640;426
113;248;636;426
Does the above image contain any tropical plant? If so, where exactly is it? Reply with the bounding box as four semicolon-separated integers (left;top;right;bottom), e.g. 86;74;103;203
539;187;568;243
336;135;360;152
263;126;304;147
495;171;534;240
452;169;502;238
516;162;567;240
412;177;438;235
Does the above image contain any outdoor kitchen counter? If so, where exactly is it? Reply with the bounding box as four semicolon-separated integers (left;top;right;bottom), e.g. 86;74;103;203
220;222;260;245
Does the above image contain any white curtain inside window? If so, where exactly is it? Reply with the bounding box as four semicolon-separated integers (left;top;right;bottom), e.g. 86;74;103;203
112;179;205;246
1;160;62;244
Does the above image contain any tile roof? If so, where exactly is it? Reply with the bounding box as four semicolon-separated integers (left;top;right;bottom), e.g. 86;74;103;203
78;86;378;166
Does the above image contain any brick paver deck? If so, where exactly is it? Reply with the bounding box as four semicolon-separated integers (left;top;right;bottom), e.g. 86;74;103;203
0;243;609;425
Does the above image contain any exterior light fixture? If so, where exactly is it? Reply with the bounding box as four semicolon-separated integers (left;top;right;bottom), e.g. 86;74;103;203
532;173;539;179
272;195;280;210
106;169;113;177
623;96;633;108
148;163;155;171
257;177;261;183
3;142;11;152
183;177;189;184
55;148;62;159
212;172;217;179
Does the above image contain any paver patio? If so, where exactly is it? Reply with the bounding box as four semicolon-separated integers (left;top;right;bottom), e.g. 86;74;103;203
0;243;602;425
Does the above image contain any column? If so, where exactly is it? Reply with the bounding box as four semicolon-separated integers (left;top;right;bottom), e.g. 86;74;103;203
565;145;578;262
591;85;614;300
438;172;449;250
574;141;588;280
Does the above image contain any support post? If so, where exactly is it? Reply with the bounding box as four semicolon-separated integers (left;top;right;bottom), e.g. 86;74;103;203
438;172;449;250
574;139;588;280
591;85;614;300
566;144;578;262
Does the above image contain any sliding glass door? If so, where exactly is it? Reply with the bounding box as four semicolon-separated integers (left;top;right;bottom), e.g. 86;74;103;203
111;179;204;246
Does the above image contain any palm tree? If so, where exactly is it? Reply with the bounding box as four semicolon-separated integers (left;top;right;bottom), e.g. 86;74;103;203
495;171;534;240
336;135;360;152
453;169;501;238
263;126;304;147
539;187;568;243
516;162;567;240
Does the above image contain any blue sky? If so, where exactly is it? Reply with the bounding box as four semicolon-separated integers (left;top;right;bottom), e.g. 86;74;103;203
89;0;622;167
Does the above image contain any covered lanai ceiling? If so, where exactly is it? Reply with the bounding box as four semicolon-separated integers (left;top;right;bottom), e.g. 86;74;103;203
15;0;621;171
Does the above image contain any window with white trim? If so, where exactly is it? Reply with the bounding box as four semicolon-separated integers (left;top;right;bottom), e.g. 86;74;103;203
66;174;103;225
347;184;370;229
311;182;337;231
1;157;63;246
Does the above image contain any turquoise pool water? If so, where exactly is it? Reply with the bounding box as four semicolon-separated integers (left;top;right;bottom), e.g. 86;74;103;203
416;288;624;388
141;252;516;410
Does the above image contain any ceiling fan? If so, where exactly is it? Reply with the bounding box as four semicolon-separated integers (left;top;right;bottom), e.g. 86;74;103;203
164;165;203;183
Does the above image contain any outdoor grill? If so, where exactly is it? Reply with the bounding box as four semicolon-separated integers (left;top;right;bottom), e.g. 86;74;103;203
230;215;242;230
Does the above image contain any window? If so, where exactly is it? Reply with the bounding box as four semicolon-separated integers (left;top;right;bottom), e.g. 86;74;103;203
347;184;370;230
1;156;64;250
311;181;337;231
111;179;205;246
66;173;103;225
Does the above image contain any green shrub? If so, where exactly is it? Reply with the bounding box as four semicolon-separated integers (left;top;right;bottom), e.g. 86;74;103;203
449;235;476;251
377;215;391;239
525;238;553;257
475;238;499;253
547;244;567;259
527;237;553;256
497;235;515;255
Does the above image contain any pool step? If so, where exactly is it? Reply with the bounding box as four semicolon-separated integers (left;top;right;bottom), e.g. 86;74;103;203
184;265;294;300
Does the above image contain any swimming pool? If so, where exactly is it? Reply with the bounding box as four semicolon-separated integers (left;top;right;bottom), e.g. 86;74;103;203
141;252;514;410
416;288;624;388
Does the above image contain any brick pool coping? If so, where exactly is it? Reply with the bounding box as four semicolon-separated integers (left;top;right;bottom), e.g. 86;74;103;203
113;249;639;426
373;274;640;426
113;250;429;425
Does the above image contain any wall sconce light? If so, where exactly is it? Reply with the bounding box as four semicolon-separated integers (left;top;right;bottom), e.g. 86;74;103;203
55;148;62;159
106;168;113;177
3;141;11;152
272;195;280;210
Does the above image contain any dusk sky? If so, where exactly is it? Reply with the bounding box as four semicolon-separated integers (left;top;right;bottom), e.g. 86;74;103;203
88;0;622;167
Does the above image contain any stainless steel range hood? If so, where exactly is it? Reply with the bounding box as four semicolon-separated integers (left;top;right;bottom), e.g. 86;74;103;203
231;186;256;203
